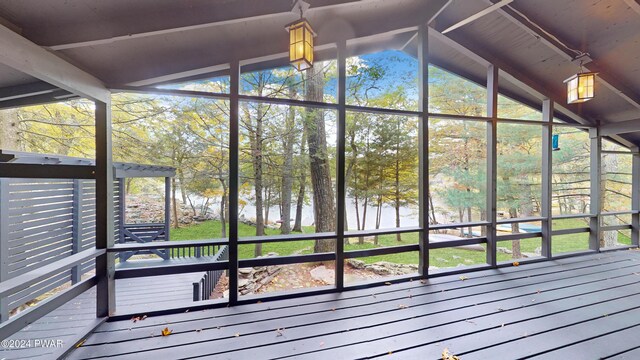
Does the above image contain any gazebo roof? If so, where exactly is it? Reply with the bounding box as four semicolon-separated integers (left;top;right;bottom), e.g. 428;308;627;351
0;150;175;178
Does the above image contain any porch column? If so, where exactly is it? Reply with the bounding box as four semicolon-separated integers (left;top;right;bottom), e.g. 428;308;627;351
589;128;602;251
95;99;116;318
417;23;431;276
486;64;498;267
541;99;553;258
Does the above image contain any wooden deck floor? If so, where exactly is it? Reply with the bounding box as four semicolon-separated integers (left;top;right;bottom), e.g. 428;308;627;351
65;250;640;360
0;272;202;360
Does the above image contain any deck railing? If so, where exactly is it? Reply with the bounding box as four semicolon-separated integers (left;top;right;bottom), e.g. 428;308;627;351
193;245;229;301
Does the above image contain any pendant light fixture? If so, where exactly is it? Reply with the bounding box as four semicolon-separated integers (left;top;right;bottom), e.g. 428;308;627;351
564;58;597;104
286;0;315;71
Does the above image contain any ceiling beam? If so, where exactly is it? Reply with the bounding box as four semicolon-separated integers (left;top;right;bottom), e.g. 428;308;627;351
428;28;592;126
0;90;77;110
491;0;640;112
600;119;640;137
0;24;109;102
47;0;378;51
0;81;58;101
623;0;640;16
442;0;513;34
121;0;450;87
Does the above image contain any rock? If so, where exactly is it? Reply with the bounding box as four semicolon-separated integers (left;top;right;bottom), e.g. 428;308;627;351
497;247;512;254
346;259;366;269
310;266;334;284
238;278;250;288
362;261;419;276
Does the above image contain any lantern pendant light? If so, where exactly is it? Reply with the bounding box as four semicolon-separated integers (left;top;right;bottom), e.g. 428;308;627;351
564;60;597;104
286;1;315;71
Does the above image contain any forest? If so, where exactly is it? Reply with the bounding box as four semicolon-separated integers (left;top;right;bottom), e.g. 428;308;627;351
0;50;633;267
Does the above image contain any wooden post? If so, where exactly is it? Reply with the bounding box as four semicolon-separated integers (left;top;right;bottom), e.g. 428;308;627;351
631;147;639;246
164;177;171;259
541;99;553;258
228;60;240;305
95;99;115;318
486;64;499;267
118;178;126;262
417;23;430;277
71;179;83;284
336;39;346;289
589;127;602;251
0;179;9;322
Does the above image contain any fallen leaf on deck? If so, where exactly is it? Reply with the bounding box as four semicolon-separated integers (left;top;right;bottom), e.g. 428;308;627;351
513;261;520;267
131;316;140;323
234;333;241;337
331;308;336;311
459;276;468;281
398;304;409;309
76;339;86;348
385;282;392;285
388;351;393;355
420;279;428;284
161;327;172;336
442;347;460;360
141;315;148;320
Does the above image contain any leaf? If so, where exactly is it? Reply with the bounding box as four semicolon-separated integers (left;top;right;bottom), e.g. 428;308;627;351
131;316;140;323
161;327;172;336
513;261;520;267
141;315;148;321
75;339;86;348
234;333;241;337
398;304;409;309
459;276;468;281
385;282;392;285
442;348;460;360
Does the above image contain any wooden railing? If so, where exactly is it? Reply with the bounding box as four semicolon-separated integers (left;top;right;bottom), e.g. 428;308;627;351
192;245;229;301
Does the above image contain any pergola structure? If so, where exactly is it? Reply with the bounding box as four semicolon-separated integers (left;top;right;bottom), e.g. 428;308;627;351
0;0;639;358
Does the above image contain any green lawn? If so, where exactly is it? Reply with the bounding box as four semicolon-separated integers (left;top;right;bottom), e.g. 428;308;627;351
169;218;631;269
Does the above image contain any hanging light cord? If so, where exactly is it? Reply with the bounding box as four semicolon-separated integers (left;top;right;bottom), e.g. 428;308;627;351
506;4;590;61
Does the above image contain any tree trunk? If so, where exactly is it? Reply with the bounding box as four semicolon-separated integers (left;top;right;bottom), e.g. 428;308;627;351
305;63;337;253
178;169;188;204
280;95;296;234
293;126;307;232
600;155;619;248
509;208;521;259
264;186;271;225
0;109;19;150
172;177;180;229
219;178;227;238
251;103;265;257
